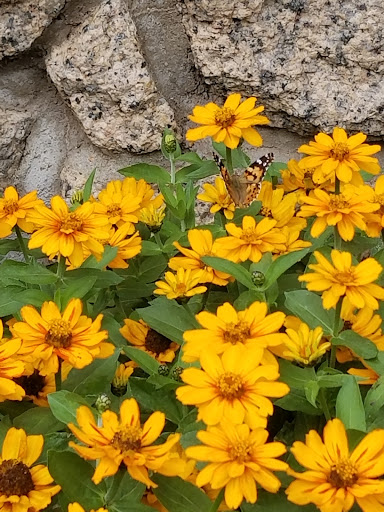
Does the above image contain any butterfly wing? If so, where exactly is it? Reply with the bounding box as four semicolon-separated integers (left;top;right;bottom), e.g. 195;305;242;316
213;154;245;207
243;153;274;205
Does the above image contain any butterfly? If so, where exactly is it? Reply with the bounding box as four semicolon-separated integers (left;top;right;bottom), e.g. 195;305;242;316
214;153;274;208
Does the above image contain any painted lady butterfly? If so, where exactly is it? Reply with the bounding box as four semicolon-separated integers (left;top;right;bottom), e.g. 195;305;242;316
214;153;274;209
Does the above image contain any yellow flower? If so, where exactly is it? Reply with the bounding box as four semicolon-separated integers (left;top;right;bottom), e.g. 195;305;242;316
363;174;384;238
95;179;141;228
154;268;207;300
28;197;111;268
111;363;134;396
298;127;381;184
0;186;43;233
186;93;269;149
348;363;379;385
299;250;384;310
182;301;287;363
14;371;55;407
107;226;142;269
0;321;25;402
120;318;179;363
197;177;236;220
12;299;114;375
168;229;231;286
213;216;286;263
68;398;182;486
176;344;289;428
278;158;335;198
271;227;311;258
0;427;60;512
258;181;306;231
186;422;287;509
122;177;164;212
286;418;384;512
298;185;378;241
139;203;166;230
68;503;108;512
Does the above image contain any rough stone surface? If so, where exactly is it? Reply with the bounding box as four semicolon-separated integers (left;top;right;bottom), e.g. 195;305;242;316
0;0;65;60
0;108;32;182
181;0;384;135
45;0;175;153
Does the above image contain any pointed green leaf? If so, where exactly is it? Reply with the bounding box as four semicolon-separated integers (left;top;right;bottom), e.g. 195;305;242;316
119;163;170;184
123;346;160;376
284;290;333;335
13;407;64;434
263;249;311;290
202;256;255;289
152;475;212;512
83;168;96;202
48;390;91;425
332;330;378;360
336;376;366;432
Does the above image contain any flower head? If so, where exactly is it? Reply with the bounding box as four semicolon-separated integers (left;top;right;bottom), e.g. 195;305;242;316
68;504;107;512
279;158;335;198
0;427;60;512
154;268;207;300
107;226;142;269
68;398;183;486
286;418;384;512
139;203;166;231
14;370;55;407
0;186;43;233
0;321;25;402
197;177;236;220
298;127;381;184
271;227;311;258
12;299;114;375
299;250;384;310
186;422;287;509
95;179;141;228
363;174;384;238
258;181;306;231
111;363;134;397
186;93;269;149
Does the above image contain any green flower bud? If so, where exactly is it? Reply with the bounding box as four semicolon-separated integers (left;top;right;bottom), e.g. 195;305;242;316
158;364;170;376
95;393;111;413
171;366;183;382
164;133;177;154
251;270;265;287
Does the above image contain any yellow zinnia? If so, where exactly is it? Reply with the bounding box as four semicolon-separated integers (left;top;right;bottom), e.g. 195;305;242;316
154;268;207;299
0;320;25;402
186;93;269;149
69;398;184;486
107;227;142;269
0;427;60;512
363;174;384;238
298;127;381;184
0;186;43;233
258;181;306;231
14;370;56;407
213;216;286;263
298;185;378;241
169;229;231;286
197;177;236;220
12;298;114;375
278;158;335;199
286;418;384;512
68;504;107;512
299;250;384;310
28;196;111;268
271;227;311;258
182;301;287;363
176;344;289;428
186;422;287;509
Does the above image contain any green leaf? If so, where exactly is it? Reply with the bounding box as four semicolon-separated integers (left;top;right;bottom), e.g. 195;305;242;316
304;380;320;407
0;260;58;284
138;254;168;283
123;346;160;376
278;360;317;390
212;141;251;168
275;389;322;415
0;238;20;255
175;152;203;164
364;376;384;428
0;287;24;316
263;249;311;290
83;168;96;202
105;471;145;509
65;266;123;287
152;475;212;512
202;256;255;289
48;390;91;425
119;163;170;184
48;451;105;508
102;315;127;348
13;288;52;307
60;275;98;307
336;376;366;432
175;160;218;182
234;290;266;309
141;241;162;256
332;330;378;360
137;297;199;344
284;290;333;335
13;407;64;434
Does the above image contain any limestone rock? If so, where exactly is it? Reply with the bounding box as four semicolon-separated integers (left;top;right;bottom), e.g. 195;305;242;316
45;0;175;153
0;108;32;183
181;0;384;135
0;0;65;60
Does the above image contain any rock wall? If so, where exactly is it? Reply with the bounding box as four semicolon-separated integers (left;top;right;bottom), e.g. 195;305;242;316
1;0;384;201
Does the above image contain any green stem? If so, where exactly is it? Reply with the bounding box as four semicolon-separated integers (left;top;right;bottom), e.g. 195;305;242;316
329;299;343;369
334;226;342;250
209;488;225;512
180;219;186;232
15;225;30;262
170;155;176;185
57;255;66;279
225;147;233;173
335;177;340;194
55;360;62;392
318;388;331;421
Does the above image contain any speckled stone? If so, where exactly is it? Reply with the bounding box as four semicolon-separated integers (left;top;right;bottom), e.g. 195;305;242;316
45;0;175;153
0;107;32;182
0;0;65;60
181;0;384;135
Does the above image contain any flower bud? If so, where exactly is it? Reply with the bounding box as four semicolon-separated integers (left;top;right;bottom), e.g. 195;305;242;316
158;364;170;377
95;393;111;413
251;270;265;287
164;133;177;154
70;190;84;205
171;366;183;382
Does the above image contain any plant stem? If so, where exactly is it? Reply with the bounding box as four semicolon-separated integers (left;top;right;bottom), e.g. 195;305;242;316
55;360;62;391
15;225;30;262
209;488;225;512
335;177;340;194
170;155;176;184
334;226;342;250
318;388;331;421
57;255;66;279
225;147;233;173
329;299;343;369
180;219;186;232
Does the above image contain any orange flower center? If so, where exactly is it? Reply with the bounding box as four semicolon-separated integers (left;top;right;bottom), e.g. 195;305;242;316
328;458;358;488
175;283;187;295
60;212;83;233
374;193;384;207
329;194;349;210
217;372;245;399
330;143;350;161
0;459;34;496
335;270;354;284
228;440;252;463
107;204;122;218
45;319;72;348
214;107;236;128
145;329;172;355
260;206;272;217
2;199;19;215
223;321;251;344
241;228;260;243
112;425;142;453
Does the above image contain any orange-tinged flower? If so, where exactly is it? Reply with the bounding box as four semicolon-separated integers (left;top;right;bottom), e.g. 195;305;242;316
28;196;111;268
298;127;381;184
197;177;236;220
348;362;379;385
258;181;306;231
154;268;207;300
68;503;107;512
12;299;113;375
186;422;287;509
139;203;166;231
0;186;43;233
271;227;311;258
0;427;60;512
186;93;269;149
182;301;287;363
213;216;286;263
278;158;335;198
364;174;384;238
286;418;384;512
69;398;184;486
176;344;289;428
0;320;25;402
111;363;134;397
298;185;378;241
14;370;55;407
107;226;142;269
169;229;231;286
120;318;178;363
299;250;384;310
